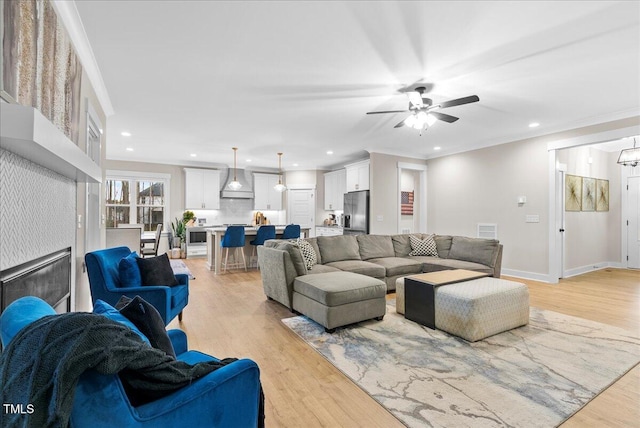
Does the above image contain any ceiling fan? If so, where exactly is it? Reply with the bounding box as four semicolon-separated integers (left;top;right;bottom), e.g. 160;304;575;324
366;87;479;135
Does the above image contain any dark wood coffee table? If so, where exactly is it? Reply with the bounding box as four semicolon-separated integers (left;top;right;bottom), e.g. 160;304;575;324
404;270;489;329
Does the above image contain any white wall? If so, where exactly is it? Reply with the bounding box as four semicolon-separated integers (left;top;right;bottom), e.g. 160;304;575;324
427;139;550;276
557;147;621;272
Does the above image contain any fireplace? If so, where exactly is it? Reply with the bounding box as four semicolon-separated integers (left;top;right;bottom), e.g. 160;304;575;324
0;248;72;312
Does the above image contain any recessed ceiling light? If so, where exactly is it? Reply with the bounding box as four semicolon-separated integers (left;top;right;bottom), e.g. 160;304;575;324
190;153;197;157
121;131;132;137
434;146;441;151
529;122;540;128
293;163;299;167
327;151;334;155
126;147;134;152
246;159;252;162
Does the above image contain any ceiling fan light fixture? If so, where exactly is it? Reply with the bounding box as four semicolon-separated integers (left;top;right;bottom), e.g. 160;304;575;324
617;138;640;167
274;152;287;192
228;147;243;190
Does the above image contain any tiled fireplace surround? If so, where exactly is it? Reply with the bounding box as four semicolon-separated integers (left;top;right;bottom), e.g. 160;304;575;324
0;148;76;311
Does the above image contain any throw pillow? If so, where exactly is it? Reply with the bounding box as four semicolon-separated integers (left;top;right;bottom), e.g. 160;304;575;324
118;251;142;288
93;299;150;345
136;253;179;286
409;234;439;257
116;295;176;358
292;238;317;270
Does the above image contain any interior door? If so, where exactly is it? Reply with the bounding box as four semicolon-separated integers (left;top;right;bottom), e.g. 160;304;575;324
288;189;315;236
628;177;640;268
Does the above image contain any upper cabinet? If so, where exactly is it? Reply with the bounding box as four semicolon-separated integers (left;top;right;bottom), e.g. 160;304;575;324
324;169;346;210
345;159;370;192
184;168;221;210
253;173;283;210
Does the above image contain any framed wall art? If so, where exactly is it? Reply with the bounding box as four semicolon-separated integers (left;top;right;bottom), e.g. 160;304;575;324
565;174;582;211
581;177;596;211
596;179;609;212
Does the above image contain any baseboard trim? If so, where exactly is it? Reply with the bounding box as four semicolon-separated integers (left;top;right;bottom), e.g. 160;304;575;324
500;269;551;283
563;262;625;278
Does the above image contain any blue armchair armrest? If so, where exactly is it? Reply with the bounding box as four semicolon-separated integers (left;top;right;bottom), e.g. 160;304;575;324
167;329;187;355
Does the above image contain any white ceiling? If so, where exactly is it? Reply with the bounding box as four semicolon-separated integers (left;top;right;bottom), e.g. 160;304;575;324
74;1;640;171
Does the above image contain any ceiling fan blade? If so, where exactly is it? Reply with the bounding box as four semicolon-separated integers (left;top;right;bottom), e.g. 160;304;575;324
438;95;480;109
366;110;408;115
407;91;424;108
430;111;459;123
394;119;406;128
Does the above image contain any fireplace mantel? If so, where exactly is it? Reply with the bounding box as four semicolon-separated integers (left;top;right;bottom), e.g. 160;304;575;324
0;103;101;183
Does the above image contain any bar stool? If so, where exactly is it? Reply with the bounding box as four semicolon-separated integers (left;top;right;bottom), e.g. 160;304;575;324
249;225;276;268
221;226;247;273
282;224;301;240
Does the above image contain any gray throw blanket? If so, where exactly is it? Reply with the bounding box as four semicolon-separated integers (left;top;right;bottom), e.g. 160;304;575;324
0;313;227;428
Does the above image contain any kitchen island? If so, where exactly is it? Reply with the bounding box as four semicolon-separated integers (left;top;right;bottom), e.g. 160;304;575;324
205;226;310;274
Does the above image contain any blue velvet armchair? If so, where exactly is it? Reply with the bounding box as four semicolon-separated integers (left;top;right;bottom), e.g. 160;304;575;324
85;246;188;325
0;297;262;427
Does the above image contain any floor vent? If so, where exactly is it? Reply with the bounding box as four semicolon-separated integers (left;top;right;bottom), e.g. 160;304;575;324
477;223;498;240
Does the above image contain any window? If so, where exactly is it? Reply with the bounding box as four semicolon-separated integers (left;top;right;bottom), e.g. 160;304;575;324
105;172;170;232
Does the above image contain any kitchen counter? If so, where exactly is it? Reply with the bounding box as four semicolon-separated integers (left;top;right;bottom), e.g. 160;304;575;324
316;225;343;236
205;226;310;274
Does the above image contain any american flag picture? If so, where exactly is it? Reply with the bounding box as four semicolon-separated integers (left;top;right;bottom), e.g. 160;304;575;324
401;191;414;215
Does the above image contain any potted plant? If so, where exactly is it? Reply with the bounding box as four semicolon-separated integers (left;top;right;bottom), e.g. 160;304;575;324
183;210;196;227
171;217;186;249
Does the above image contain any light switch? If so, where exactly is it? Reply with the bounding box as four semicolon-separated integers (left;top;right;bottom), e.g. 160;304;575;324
377;215;384;222
525;215;540;223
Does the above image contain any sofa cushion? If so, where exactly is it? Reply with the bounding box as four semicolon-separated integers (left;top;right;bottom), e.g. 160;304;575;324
118;252;142;288
136;253;179;286
317;235;361;264
305;237;322;265
434;235;453;258
409;234;438;256
267;241;307;276
392;234;415;257
116;295;176;358
409;256;494;275
357;235;395;260
291;238;317;270
293;272;386;306
367;257;422;277
448;236;499;266
93;300;150;345
324;260;385;278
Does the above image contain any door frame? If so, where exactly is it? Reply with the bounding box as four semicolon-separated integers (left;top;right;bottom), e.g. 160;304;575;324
622;168;640;268
397;162;427;233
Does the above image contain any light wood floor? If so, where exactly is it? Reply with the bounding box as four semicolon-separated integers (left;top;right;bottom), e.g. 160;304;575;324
168;264;640;427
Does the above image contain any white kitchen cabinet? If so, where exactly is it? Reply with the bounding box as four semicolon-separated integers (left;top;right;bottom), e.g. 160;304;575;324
345;159;370;192
324;169;346;210
184;168;220;210
253;173;283;210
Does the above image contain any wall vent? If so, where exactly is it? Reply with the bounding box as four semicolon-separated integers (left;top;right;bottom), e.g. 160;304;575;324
477;223;498;239
401;228;411;234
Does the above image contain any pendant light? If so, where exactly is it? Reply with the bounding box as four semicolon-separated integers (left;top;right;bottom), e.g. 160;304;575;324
228;147;242;190
274;152;287;192
617;138;640;167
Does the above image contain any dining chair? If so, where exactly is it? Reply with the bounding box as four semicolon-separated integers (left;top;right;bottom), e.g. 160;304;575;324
141;224;163;258
249;225;276;268
221;226;247;272
281;224;301;240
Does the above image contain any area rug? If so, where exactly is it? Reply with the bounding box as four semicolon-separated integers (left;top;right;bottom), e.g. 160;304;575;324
282;302;640;428
169;259;195;279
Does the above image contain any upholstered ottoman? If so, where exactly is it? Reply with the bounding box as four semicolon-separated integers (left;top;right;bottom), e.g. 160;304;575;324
293;271;386;332
396;277;529;341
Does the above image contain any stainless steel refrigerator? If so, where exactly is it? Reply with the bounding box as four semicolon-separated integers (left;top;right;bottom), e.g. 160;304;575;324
343;190;369;235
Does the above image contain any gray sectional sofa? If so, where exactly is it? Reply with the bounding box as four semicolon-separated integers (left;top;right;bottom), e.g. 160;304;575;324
257;233;503;311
